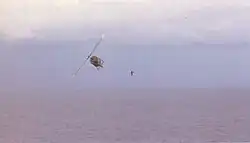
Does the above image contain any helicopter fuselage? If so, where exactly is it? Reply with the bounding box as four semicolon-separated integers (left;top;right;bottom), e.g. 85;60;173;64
90;56;104;69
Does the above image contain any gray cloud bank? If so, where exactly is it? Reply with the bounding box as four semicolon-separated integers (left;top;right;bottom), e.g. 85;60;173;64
0;0;250;44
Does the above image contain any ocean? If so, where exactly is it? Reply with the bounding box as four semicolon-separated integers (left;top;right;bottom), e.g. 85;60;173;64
0;89;249;143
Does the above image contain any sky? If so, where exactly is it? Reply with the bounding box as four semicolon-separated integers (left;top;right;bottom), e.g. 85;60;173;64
0;0;250;90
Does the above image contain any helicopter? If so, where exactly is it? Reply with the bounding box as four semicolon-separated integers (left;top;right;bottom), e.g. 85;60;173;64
72;34;105;77
130;70;135;76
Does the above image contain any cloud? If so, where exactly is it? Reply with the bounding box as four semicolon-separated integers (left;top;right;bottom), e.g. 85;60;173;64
1;0;250;43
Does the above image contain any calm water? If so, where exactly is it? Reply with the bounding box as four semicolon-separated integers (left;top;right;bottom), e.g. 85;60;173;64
0;89;249;143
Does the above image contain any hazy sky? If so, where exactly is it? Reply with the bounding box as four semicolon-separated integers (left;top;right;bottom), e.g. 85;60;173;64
0;0;250;90
1;0;250;41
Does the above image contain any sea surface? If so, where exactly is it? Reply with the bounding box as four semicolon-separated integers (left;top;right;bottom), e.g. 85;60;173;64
0;89;249;143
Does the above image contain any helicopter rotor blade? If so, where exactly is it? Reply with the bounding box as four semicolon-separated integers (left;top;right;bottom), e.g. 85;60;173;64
72;56;89;77
88;34;105;58
72;34;105;77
